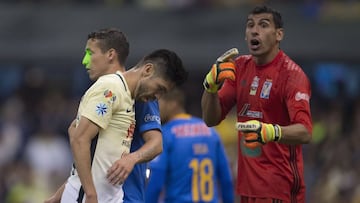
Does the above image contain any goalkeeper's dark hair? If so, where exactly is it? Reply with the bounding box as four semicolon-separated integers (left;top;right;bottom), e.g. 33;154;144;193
250;5;283;29
87;28;129;66
136;49;188;86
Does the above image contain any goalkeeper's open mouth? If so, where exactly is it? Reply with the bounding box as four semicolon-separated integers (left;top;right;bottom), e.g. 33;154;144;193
249;39;260;50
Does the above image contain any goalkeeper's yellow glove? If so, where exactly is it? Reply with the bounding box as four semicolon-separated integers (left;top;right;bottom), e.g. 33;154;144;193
235;120;282;149
203;48;238;94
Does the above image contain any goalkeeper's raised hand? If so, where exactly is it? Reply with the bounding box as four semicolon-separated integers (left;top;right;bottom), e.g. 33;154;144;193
235;120;282;149
203;48;238;93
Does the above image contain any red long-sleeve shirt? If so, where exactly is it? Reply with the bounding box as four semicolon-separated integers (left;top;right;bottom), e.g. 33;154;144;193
218;50;312;202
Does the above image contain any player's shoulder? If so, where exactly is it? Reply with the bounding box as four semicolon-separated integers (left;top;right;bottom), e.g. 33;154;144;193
95;73;127;91
190;116;204;122
97;73;122;84
279;52;311;88
135;100;158;109
280;52;304;73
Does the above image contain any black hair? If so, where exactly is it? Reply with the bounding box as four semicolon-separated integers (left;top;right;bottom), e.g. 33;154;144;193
250;5;284;28
87;28;129;66
139;49;188;86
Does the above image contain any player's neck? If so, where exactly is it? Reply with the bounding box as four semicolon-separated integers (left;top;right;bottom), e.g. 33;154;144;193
170;112;191;121
122;68;141;99
254;48;280;66
112;64;126;73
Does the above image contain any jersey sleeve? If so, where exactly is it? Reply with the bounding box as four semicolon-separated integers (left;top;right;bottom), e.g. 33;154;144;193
218;79;237;121
213;128;234;202
135;100;161;134
146;125;171;202
284;68;313;133
81;79;120;129
148;125;171;171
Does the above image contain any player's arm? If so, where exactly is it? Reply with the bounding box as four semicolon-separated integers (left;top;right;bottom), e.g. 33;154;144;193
68;117;99;201
279;69;312;145
136;101;163;162
146;126;170;203
236;121;311;149
278;123;311;144
44;182;66;203
201;92;222;126
130;129;162;163
201;48;238;127
107;129;162;185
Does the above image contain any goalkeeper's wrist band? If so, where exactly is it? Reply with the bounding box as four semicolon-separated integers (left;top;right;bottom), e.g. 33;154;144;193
203;78;218;94
203;78;211;90
273;124;282;141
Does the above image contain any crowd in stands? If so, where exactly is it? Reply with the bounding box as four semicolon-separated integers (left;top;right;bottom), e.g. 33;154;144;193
0;0;355;9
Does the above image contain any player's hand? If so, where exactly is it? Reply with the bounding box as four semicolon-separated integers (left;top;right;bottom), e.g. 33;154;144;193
236;120;282;149
107;153;135;185
203;48;238;93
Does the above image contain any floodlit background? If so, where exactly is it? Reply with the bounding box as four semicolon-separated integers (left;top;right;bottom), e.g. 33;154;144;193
0;1;359;203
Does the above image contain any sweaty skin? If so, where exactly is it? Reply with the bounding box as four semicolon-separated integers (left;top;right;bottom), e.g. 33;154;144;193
82;50;91;69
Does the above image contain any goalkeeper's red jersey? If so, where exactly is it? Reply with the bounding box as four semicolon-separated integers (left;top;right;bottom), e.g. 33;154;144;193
218;50;312;203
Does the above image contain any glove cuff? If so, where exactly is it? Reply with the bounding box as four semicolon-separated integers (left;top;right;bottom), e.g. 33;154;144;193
203;72;219;93
273;124;282;142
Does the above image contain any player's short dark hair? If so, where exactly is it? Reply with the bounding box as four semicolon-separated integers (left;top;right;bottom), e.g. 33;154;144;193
138;49;188;86
250;5;283;29
87;28;129;66
161;87;186;107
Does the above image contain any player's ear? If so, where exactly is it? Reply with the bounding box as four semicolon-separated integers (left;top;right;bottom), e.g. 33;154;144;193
276;28;284;42
142;63;155;77
108;48;116;61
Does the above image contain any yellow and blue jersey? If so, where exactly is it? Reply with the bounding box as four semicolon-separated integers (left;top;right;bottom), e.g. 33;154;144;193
146;114;234;203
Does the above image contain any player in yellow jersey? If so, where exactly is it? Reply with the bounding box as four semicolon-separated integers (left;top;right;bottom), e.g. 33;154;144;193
45;29;188;203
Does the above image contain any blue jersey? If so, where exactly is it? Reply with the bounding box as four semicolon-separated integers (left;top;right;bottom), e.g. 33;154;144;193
123;101;161;203
146;114;234;203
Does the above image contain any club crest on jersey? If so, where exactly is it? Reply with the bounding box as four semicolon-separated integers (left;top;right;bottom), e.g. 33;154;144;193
104;89;113;98
260;80;272;99
96;103;108;116
249;76;259;95
104;89;116;103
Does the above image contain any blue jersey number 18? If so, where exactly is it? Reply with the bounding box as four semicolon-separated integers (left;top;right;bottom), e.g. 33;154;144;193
189;158;214;202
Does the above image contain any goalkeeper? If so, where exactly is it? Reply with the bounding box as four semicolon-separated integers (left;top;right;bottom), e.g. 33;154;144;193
201;5;312;203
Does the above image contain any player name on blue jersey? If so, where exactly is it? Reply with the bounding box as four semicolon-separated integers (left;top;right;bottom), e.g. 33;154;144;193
172;123;211;137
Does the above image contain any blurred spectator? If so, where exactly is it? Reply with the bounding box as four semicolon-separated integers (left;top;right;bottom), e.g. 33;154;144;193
23;117;72;193
5;160;48;203
0;97;25;166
